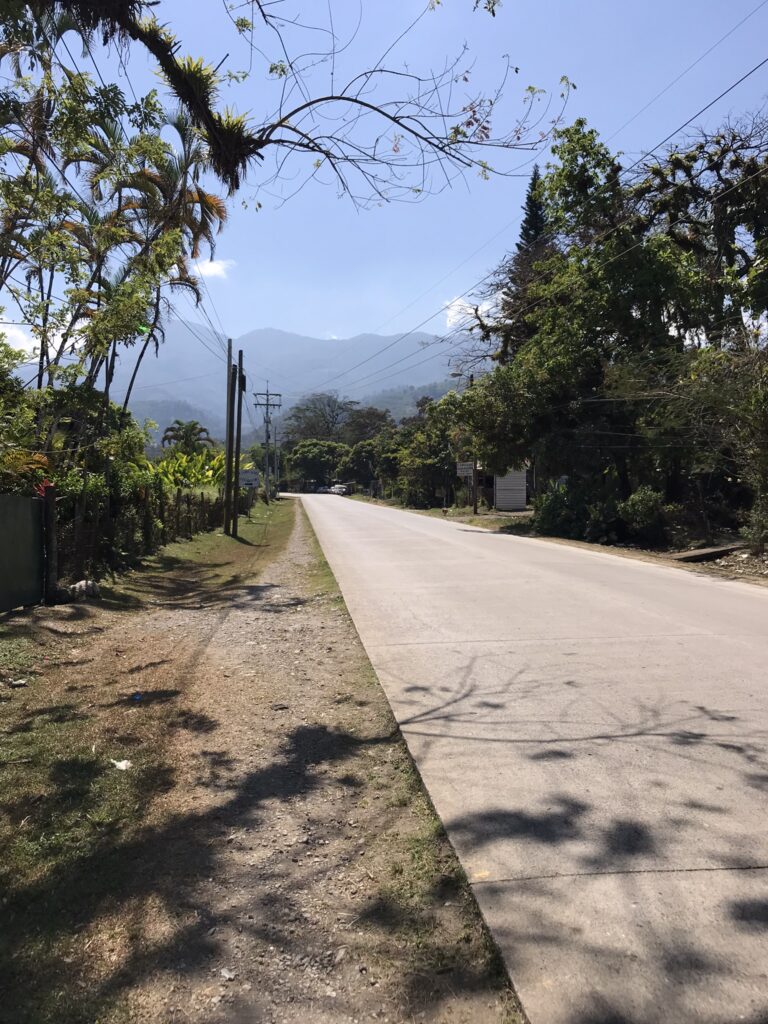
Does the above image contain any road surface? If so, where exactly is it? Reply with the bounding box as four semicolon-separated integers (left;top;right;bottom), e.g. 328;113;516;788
299;495;768;1024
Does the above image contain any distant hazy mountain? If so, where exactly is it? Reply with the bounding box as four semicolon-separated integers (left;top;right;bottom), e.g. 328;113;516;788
112;319;455;435
130;398;227;442
362;379;457;420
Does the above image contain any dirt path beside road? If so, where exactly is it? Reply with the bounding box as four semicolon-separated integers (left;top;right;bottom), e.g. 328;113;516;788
1;499;516;1024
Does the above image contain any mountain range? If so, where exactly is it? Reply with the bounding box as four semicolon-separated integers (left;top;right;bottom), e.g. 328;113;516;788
110;320;458;438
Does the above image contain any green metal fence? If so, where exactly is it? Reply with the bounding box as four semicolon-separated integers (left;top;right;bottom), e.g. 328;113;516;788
0;494;44;613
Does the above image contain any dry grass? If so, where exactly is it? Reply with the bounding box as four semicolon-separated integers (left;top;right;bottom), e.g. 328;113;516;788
0;503;294;1024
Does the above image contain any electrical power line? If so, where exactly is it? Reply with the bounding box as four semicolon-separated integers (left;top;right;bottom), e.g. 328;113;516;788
305;16;768;391
337;157;768;397
197;275;229;349
302;51;768;395
173;310;227;363
607;0;768;142
131;371;215;392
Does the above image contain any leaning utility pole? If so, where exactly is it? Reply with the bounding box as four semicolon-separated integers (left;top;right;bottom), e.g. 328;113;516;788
223;337;234;535
253;384;282;505
232;350;245;537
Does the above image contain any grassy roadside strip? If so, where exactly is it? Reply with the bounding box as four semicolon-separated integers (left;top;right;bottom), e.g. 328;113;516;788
298;501;524;1023
0;501;294;1024
347;492;533;534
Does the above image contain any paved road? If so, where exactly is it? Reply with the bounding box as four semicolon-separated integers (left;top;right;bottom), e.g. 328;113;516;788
299;495;768;1024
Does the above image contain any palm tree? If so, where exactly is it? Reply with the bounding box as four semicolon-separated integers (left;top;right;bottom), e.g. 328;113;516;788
161;419;215;455
61;109;227;406
114;111;227;404
118;110;227;258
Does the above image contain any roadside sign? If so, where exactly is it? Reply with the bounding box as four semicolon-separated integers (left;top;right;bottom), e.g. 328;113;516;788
239;468;260;488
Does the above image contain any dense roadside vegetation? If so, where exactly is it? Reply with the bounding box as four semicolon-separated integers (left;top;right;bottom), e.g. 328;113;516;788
0;9;233;576
283;117;768;551
0;1;556;580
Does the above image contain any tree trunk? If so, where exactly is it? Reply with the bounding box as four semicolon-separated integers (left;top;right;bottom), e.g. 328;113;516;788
122;289;162;412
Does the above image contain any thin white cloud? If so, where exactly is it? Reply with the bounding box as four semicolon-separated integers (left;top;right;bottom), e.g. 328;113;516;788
193;258;236;280
445;296;493;330
1;323;85;363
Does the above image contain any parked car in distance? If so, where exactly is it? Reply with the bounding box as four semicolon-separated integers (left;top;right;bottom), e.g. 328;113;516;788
316;486;330;494
330;484;350;495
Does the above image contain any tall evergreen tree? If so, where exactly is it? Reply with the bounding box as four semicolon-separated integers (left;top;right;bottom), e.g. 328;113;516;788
517;165;546;250
490;165;554;363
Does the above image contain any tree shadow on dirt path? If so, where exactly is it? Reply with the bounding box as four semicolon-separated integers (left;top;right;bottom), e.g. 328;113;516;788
0;722;401;1023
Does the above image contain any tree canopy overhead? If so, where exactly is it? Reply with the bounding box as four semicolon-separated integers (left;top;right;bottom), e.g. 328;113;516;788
4;0;569;198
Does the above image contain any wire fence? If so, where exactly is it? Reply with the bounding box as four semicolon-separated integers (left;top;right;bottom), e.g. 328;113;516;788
56;477;223;582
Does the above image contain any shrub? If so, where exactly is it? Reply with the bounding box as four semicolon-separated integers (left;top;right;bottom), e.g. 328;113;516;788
454;483;470;508
534;481;621;543
617;486;681;547
584;499;621;545
533;483;584;538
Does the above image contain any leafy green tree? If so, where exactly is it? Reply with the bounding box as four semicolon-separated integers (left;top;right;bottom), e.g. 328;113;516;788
283;393;358;446
154;448;225;488
288;439;349;488
342;406;395;446
337;440;378;488
247;442;265;466
395;397;460;507
518;164;546;247
460;164;555;365
457;115;768;543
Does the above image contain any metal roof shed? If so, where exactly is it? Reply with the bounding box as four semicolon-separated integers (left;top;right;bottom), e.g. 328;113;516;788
494;469;527;511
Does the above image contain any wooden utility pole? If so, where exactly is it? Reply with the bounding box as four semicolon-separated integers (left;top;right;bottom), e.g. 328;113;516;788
254;384;282;504
232;350;245;538
469;373;478;515
274;428;281;495
223;337;234;534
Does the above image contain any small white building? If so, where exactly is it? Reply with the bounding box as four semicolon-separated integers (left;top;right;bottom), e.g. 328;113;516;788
456;462;528;512
493;470;527;511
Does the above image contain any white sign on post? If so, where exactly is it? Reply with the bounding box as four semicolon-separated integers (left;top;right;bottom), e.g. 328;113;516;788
239;468;260;488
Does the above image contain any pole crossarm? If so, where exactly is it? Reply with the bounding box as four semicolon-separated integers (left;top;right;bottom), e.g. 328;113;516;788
253;385;282;503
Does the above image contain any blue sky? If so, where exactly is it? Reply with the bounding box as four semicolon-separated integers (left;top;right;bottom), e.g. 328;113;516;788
14;0;768;349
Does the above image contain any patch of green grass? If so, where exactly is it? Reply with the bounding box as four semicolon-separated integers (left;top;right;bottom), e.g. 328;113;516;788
299;504;351;606
101;499;295;610
0;631;38;680
0;694;172;1023
414;506;534;534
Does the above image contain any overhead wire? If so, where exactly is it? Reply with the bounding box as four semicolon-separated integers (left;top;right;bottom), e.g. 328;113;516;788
302;49;768;395
9;10;768;411
302;8;768;388
607;0;768;143
349;160;768;397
